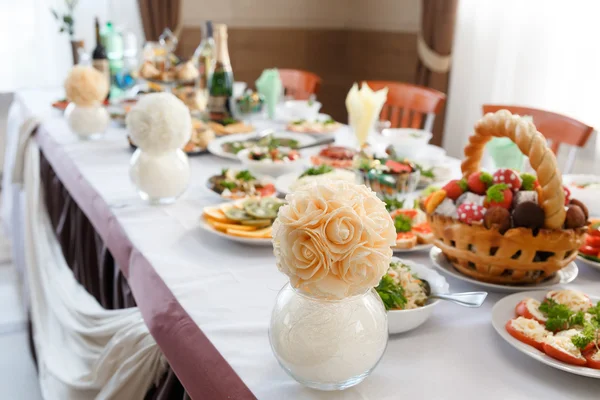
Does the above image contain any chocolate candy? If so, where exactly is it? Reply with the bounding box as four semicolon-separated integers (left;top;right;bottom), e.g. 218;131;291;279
512;190;538;207
484;207;511;233
569;198;589;221
565;204;587;229
512;201;545;230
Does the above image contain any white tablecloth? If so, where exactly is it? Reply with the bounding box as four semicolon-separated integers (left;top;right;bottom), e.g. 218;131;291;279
4;90;600;399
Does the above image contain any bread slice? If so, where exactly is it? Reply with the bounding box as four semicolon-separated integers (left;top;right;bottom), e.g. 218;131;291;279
395;232;417;249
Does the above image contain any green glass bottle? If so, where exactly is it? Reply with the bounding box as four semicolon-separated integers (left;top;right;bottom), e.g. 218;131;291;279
207;23;234;123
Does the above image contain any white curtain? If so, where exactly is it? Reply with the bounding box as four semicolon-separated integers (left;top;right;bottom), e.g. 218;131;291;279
444;0;600;172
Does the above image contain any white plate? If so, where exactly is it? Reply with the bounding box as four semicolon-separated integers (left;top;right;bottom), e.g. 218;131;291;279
492;291;600;379
208;132;316;160
393;243;433;253
199;219;273;246
387;257;449;334
274;169;358;195
562;174;600;217
577;255;600;272
429;247;578;293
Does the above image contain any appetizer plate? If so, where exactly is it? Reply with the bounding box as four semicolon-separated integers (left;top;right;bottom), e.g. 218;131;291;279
274;170;359;196
387;257;449;334
430;247;578;293
492;291;600;379
576;255;600;273
199;219;273;246
392;243;433;253
208;132;315;160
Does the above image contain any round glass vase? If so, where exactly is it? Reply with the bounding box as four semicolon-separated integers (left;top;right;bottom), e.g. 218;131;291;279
129;148;190;205
269;283;388;390
64;102;109;140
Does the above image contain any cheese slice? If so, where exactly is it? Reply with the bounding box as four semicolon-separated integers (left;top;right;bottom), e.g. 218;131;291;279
524;298;548;322
546;290;592;312
545;335;585;360
510;317;552;343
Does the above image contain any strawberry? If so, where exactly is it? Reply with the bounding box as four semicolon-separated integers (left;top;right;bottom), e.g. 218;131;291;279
520;173;539;191
493;169;522;191
563;185;571;205
485;183;513;209
442;179;468;201
457;203;486;225
467;172;493;195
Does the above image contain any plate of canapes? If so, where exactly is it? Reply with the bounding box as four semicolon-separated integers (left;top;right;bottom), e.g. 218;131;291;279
424;110;588;289
200;197;285;245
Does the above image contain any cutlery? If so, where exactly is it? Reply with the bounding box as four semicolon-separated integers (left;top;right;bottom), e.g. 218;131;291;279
422;279;487;307
296;137;335;150
247;128;275;142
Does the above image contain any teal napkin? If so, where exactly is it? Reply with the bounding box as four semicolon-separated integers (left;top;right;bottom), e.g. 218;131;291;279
255;69;282;119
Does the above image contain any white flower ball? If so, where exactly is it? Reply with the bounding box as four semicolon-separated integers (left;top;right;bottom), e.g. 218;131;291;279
126;93;192;154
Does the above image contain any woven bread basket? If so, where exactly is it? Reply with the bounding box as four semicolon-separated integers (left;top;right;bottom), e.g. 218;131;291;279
428;110;586;284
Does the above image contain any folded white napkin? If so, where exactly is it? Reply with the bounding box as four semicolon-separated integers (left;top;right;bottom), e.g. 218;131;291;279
345;83;388;147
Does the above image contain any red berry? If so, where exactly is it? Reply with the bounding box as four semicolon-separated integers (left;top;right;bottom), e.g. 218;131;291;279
457;203;486;225
485;183;513;209
442;179;467;201
467;172;493;195
563;186;571;205
493;169;522;191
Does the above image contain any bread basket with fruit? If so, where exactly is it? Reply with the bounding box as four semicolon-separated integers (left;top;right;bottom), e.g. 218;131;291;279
424;110;588;284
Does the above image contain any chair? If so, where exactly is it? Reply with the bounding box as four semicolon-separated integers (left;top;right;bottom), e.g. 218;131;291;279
482;104;595;173
363;81;446;132
278;69;322;100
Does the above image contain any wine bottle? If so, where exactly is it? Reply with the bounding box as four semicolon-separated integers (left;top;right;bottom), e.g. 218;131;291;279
193;21;215;91
92;17;110;98
207;24;234;123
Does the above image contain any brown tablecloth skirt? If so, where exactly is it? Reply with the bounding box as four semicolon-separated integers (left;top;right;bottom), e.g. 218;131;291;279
33;151;189;400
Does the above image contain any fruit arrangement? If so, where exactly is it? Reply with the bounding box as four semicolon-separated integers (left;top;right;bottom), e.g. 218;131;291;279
424;110;588;284
579;220;600;263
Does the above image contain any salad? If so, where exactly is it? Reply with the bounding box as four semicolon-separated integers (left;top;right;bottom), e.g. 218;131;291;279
221;134;299;155
247;146;300;162
376;261;429;310
288;165;357;192
208;169;275;199
506;290;600;369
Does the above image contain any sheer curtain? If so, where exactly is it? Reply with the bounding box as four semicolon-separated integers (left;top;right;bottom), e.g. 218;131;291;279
443;0;600;172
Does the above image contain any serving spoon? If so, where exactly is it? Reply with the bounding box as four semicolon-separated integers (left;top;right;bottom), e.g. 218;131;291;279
422;280;488;308
296;137;336;150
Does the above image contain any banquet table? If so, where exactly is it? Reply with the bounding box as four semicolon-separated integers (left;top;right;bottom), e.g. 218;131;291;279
4;89;600;400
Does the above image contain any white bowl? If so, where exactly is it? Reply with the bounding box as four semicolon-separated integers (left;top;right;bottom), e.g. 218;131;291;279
283;100;322;121
386;258;449;334
233;82;247;99
237;149;306;178
378;128;432;159
563;174;600;217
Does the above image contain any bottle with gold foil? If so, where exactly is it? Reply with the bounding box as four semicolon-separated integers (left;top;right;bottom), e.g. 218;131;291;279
207;23;234;123
193;20;215;91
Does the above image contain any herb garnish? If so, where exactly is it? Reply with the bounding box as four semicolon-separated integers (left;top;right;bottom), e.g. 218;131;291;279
383;196;405;212
221;181;237;190
394;214;412;233
538;299;585;331
376;275;407;310
571;302;600;350
415;163;435;179
299;165;333;178
235;170;256;181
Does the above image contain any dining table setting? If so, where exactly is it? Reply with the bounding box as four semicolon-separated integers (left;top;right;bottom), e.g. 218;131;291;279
3;58;600;400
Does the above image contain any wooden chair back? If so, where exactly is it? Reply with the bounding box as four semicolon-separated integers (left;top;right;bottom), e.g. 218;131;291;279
278;69;322;100
482;104;595;173
363;81;446;131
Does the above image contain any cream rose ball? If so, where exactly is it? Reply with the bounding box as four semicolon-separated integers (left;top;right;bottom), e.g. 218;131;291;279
64;65;109;107
126;93;192;154
273;180;396;299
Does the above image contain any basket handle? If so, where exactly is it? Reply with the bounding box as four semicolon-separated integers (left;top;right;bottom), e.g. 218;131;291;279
461;110;565;230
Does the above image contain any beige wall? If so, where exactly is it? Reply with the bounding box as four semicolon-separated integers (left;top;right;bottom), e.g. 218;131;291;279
181;0;420;31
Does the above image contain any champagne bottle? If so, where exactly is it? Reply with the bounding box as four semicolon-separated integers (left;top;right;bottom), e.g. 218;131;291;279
207;24;234;123
92;17;110;98
193;21;215;91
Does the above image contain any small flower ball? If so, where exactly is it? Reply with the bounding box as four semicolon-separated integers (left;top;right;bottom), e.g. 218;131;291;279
64;66;109;107
126;93;192;154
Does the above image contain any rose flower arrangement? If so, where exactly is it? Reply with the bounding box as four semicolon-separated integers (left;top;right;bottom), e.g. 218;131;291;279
273;180;396;299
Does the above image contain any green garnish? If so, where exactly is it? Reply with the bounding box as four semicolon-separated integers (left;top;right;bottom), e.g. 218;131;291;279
579;253;600;263
235;170;256;181
383;197;405;212
539;299;585;331
299;165;333;178
375;275;407;311
221;168;229;176
220;181;237;190
292;119;305;125
486;183;508;202
222;117;237;126
571;302;600;350
324;118;336;125
521;173;537;190
394;214;412;233
479;171;493;185
415;163;435;179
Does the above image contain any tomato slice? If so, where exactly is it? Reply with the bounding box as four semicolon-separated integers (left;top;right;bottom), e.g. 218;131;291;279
391;209;419;220
515;300;546;323
579;245;600;257
256;184;276;197
505;320;546;351
585;236;600;248
412;222;432;234
543;341;587;366
584;348;600;369
396;232;415;240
